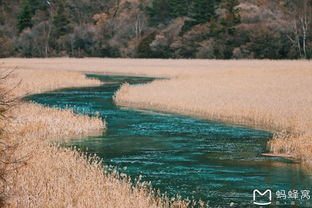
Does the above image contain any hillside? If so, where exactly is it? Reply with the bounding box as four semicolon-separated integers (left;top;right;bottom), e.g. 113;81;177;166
0;0;311;59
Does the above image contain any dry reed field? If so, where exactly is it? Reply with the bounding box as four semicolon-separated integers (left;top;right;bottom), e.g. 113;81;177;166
0;67;190;208
1;58;312;207
4;68;102;97
9;102;104;141
112;62;312;164
4;133;186;208
4;58;310;163
3;67;106;141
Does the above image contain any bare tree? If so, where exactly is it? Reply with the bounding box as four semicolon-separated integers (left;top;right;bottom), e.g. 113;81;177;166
134;6;148;40
0;68;26;206
285;0;312;59
135;13;144;39
44;1;55;57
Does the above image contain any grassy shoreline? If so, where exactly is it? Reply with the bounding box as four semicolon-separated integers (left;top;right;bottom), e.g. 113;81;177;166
4;59;312;165
1;58;311;206
112;63;312;165
1;68;187;208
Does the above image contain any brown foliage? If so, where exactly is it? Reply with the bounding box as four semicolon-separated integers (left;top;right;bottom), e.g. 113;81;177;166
0;70;22;207
0;66;191;207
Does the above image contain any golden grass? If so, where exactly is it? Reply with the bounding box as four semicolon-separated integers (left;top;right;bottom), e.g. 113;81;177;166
4;134;186;208
8;102;105;141
2;58;312;78
4;68;102;97
1;58;312;206
0;68;191;208
3;59;312;164
3;67;106;141
110;61;312;164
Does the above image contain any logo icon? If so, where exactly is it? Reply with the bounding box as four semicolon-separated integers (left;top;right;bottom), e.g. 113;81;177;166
253;189;272;206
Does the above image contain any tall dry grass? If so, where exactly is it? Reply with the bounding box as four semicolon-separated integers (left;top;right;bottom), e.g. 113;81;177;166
1;58;312;205
3;58;312;164
3;68;106;141
4;131;189;208
108;60;312;165
4;69;102;97
2;58;312;78
9;102;104;141
0;68;190;208
114;68;311;134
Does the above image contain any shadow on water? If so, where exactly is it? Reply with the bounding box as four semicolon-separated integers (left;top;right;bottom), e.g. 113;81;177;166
26;74;312;207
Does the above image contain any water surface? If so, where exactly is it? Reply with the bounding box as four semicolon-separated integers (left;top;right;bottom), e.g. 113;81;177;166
28;75;312;207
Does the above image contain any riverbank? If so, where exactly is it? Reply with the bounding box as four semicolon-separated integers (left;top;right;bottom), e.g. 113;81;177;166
0;68;183;207
4;58;309;164
112;62;312;165
1;58;312;205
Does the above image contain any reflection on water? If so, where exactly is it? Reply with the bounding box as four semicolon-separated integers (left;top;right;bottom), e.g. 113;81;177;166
28;75;312;207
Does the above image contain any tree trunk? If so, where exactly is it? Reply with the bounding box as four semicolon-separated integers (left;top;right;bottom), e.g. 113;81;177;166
44;22;51;57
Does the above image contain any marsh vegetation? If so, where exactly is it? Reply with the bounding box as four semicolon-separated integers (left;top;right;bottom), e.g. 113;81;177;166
1;58;312;207
1;67;190;208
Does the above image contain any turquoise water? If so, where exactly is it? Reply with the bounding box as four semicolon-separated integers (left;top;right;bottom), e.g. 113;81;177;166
28;75;312;207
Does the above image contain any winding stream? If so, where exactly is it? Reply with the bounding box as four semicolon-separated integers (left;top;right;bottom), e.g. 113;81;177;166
28;75;312;207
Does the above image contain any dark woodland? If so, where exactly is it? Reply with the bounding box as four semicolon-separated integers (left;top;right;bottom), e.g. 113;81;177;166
0;0;311;59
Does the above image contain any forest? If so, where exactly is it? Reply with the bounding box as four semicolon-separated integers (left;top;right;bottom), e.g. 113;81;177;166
0;0;311;59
